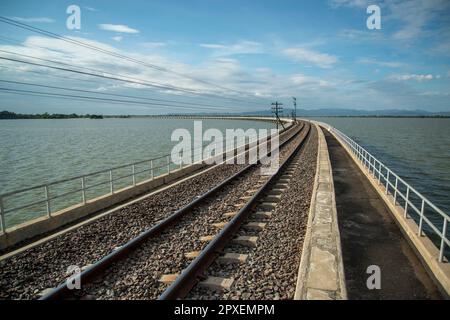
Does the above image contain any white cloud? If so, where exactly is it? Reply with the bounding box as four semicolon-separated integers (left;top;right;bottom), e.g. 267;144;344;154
200;44;227;49
387;0;450;40
291;74;332;87
283;47;338;68
10;17;54;23
358;58;404;68
2;35;447;113
112;36;123;42
98;24;139;34
329;0;370;8
141;42;167;49
391;74;435;82
199;41;263;56
84;6;98;12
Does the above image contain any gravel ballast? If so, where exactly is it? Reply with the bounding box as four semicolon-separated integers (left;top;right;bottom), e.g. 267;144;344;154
0;123;302;300
75;125;307;300
0;163;247;299
188;125;318;300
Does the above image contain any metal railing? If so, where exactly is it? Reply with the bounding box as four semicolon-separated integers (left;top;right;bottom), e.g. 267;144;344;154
0;152;176;233
0;125;287;233
318;122;449;262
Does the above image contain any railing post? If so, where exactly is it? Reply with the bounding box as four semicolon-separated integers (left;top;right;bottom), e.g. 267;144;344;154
386;170;390;194
44;185;51;217
404;186;410;218
371;157;375;176
167;155;171;174
439;219;448;263
150;160;154;180
418;200;425;236
363;150;367;167
109;170;113;194
132;164;136;186
81;177;86;204
0;197;5;234
393;177;398;204
378;162;382;182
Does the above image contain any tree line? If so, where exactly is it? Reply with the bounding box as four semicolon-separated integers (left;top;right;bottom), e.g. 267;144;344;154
0;110;105;119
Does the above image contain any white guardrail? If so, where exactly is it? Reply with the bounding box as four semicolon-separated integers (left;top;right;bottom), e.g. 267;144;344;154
0;151;183;232
318;122;449;262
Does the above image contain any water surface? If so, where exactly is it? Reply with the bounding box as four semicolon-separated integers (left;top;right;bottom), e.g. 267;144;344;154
0;118;275;226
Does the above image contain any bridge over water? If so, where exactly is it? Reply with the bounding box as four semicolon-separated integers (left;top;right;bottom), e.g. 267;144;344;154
0;117;448;300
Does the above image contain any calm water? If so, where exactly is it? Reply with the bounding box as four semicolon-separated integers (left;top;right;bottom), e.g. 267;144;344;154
310;118;450;216
0;118;275;227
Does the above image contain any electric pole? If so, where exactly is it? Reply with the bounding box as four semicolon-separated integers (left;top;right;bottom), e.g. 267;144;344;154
292;97;297;123
271;102;285;130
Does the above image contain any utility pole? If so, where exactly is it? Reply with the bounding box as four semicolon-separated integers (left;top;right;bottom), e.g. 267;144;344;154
271;102;285;130
292;97;297;123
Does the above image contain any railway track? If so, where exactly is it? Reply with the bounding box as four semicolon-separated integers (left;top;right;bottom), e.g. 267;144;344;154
159;123;312;299
37;122;311;300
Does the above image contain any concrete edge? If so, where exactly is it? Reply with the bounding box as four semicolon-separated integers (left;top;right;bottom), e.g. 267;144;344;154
327;125;450;299
0;120;297;254
294;122;347;300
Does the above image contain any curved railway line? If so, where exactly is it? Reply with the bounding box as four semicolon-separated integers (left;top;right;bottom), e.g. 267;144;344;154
36;122;310;300
0;121;315;300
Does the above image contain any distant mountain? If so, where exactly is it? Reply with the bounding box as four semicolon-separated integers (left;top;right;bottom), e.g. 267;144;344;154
240;108;450;117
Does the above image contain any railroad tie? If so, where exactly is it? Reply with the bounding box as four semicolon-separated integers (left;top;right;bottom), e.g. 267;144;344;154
253;211;272;220
273;183;288;190
233;202;246;209
270;189;284;194
223;211;238;218
198;276;234;292
232;236;258;247
199;235;215;242
264;194;282;203
159;273;180;284
212;222;228;229
259;202;277;211
243;222;267;231
239;195;252;201
217;253;248;264
184;251;201;259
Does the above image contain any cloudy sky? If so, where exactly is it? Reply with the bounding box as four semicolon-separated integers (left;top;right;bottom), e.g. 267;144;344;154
0;0;449;114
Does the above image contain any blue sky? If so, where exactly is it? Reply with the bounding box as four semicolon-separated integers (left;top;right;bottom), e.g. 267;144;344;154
0;0;449;114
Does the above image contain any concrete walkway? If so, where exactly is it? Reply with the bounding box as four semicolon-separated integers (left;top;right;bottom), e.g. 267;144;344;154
323;129;442;300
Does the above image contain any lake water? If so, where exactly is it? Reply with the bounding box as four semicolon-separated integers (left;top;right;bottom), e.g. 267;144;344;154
0;118;275;227
310;117;450;255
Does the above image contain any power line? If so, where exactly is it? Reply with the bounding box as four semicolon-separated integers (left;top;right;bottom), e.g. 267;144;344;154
0;63;108;85
0;87;242;112
0;16;267;104
0;49;259;106
0;79;243;111
0;54;263;107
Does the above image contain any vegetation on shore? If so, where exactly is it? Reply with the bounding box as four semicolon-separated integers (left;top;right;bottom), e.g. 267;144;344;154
0;111;109;119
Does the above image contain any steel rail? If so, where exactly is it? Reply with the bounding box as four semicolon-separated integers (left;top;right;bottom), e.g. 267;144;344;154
158;123;311;300
39;123;304;300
